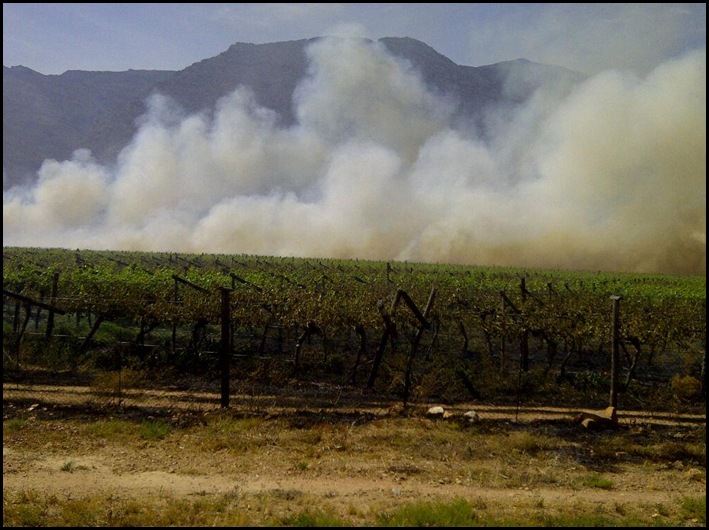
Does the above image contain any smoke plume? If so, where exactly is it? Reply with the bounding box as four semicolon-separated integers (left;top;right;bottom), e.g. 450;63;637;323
3;38;706;275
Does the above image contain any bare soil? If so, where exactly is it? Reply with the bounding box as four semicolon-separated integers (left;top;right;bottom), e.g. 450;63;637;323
3;380;706;526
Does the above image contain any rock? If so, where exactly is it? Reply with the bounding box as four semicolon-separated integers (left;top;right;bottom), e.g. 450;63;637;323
427;406;445;418
576;406;618;430
463;410;480;423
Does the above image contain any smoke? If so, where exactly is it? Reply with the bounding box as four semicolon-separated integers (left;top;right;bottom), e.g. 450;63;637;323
3;37;706;275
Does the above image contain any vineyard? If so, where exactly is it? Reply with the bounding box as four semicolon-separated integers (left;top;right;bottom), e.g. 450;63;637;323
2;246;706;412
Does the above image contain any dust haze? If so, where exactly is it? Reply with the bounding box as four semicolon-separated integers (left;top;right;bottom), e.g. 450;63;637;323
3;38;706;275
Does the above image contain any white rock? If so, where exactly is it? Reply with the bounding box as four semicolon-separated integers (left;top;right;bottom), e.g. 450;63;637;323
463;410;480;423
427;406;445;417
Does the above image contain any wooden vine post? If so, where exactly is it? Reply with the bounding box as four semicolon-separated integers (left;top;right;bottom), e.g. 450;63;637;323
519;278;529;372
171;276;179;355
499;291;521;372
499;293;506;371
367;288;434;391
402;288;437;408
219;287;232;408
44;270;60;341
367;294;401;388
609;295;622;408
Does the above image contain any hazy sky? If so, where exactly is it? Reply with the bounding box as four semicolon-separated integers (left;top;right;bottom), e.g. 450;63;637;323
3;3;706;76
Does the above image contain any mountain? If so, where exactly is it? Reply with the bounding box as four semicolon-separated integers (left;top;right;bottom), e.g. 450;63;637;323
3;37;584;188
3;66;174;186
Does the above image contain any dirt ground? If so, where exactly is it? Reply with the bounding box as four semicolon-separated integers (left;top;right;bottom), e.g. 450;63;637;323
3;380;706;526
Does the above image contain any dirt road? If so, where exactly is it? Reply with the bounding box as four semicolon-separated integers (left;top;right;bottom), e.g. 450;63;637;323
3;381;706;526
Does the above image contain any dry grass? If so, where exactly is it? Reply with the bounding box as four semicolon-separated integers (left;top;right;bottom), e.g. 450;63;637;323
3;382;706;526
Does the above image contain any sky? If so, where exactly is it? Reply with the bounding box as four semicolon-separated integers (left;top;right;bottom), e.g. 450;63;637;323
3;3;706;76
2;4;707;275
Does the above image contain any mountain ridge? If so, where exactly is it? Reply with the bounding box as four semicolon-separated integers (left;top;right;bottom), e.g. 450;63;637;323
3;36;584;188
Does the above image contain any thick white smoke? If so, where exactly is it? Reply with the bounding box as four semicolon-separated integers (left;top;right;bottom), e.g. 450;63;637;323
3;38;706;275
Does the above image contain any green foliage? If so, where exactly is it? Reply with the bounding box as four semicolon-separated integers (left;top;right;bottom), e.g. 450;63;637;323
376;497;480;526
570;369;607;390
3;418;28;432
278;509;347;527
138;420;172;441
26;336;85;370
3;491;46;527
323;352;347;375
582;472;614;490
680;496;706;524
84;418;134;438
3;246;705;408
671;375;702;402
2;491;252;526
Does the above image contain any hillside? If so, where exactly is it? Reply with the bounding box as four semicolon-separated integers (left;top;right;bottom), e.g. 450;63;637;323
3;36;583;188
